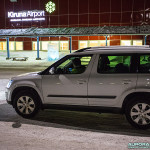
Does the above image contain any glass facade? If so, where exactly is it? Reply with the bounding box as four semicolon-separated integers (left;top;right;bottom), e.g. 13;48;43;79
16;42;23;51
121;40;143;46
0;41;23;51
32;41;69;51
89;41;99;47
0;42;6;50
42;41;49;50
0;39;144;52
60;41;69;51
33;42;41;51
121;40;132;46
9;42;15;51
133;40;143;46
79;40;110;49
50;41;59;51
79;41;88;49
99;40;110;46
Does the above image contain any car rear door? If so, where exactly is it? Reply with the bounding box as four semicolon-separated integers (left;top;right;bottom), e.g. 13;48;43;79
88;53;137;107
136;54;150;92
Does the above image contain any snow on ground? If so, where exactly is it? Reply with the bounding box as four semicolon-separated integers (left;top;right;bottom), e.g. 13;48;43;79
0;79;9;101
0;50;70;68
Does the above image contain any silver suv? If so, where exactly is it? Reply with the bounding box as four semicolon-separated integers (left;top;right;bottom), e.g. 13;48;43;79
6;46;150;129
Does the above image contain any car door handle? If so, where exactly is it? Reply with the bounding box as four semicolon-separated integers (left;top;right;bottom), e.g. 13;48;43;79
77;79;86;84
122;80;132;84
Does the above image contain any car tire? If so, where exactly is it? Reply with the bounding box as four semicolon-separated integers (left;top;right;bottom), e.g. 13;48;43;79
13;90;41;118
125;96;150;129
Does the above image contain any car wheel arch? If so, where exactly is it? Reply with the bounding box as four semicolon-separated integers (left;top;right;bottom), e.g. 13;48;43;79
11;86;43;108
122;92;150;113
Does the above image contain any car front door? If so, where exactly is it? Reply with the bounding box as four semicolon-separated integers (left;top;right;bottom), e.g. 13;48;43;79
42;54;95;105
88;54;137;107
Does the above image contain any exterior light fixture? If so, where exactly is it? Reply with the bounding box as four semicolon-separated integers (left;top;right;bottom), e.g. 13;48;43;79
45;1;56;14
10;0;17;2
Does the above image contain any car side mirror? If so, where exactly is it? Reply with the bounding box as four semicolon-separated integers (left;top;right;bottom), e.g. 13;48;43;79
49;67;55;75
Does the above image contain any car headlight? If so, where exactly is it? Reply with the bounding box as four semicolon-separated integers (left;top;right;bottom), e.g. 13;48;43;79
7;80;13;88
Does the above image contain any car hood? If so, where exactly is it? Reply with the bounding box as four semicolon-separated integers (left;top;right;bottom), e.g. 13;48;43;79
11;72;41;81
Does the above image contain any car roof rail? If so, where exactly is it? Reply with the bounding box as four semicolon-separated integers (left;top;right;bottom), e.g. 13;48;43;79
74;45;150;53
89;45;150;49
74;47;91;53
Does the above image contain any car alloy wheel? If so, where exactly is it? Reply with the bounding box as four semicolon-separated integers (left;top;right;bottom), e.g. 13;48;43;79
130;103;150;126
17;96;35;115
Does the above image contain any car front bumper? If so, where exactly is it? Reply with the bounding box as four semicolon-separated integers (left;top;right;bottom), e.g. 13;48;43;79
5;88;12;105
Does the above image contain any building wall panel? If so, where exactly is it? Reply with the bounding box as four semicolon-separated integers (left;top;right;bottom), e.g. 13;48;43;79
0;0;150;28
24;41;32;50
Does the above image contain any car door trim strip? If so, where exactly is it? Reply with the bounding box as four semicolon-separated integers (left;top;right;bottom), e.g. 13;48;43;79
47;95;116;99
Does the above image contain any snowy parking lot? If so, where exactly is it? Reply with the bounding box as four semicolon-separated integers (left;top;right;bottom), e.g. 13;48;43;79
0;50;69;68
0;63;150;150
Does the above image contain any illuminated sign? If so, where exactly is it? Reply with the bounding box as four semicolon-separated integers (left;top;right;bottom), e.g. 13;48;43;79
131;8;150;25
45;1;55;14
8;10;45;22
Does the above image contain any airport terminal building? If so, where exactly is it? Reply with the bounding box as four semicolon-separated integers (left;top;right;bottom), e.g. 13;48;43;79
0;0;150;59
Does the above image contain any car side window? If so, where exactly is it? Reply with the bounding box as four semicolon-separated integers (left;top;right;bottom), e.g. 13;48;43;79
54;55;92;74
139;55;150;73
97;55;131;74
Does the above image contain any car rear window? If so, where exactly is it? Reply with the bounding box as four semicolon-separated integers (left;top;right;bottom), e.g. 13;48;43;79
139;55;150;73
97;55;131;74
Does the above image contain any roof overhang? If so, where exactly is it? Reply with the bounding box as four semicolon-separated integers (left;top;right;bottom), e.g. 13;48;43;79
0;25;150;38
